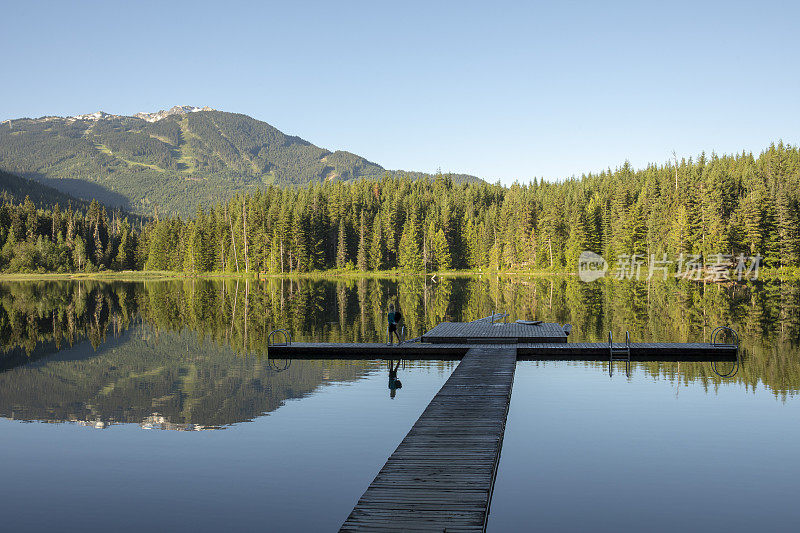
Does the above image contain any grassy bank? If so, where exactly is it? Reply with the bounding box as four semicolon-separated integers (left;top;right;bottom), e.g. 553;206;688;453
0;267;798;282
0;271;199;282
0;269;574;282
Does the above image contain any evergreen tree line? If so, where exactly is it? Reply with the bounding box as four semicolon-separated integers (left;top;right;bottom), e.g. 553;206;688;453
0;196;139;272
1;142;798;273
140;142;800;273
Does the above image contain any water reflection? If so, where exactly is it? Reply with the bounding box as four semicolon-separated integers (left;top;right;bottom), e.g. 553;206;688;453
489;360;800;532
387;359;404;399
1;276;799;399
0;356;457;533
0;324;383;429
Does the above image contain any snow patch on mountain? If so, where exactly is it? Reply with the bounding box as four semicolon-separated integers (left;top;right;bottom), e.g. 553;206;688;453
134;106;215;122
71;111;117;121
64;106;215;123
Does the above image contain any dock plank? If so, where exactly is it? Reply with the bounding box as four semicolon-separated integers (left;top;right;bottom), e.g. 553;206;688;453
421;321;568;343
339;346;517;532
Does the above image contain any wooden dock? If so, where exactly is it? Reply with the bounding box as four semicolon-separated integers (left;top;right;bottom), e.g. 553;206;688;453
268;320;737;362
268;341;737;361
266;320;739;531
517;341;738;361
340;346;517;532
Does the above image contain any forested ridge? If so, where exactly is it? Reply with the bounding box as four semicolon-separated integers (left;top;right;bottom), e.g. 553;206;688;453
0;142;798;274
0;169;88;208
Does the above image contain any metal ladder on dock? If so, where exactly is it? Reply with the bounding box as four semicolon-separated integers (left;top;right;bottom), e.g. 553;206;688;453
266;329;292;372
609;331;631;378
710;326;740;378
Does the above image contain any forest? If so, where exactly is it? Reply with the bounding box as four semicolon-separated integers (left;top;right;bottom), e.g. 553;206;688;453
0;142;798;274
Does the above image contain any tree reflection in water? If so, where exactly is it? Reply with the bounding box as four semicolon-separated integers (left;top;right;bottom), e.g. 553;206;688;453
0;276;798;429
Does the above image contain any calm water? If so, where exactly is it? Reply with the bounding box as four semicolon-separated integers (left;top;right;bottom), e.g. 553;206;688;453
489;361;800;532
0;326;455;532
1;277;799;531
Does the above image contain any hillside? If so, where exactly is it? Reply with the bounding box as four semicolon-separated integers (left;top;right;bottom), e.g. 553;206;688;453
0;106;478;216
0;169;88;208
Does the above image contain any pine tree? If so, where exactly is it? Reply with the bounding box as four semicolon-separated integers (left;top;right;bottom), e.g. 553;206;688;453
336;219;347;269
670;204;691;255
183;224;199;273
424;220;436;271
699;166;729;255
93;224;103;266
356;212;368;271
740;183;767;255
398;217;423;271
775;187;799;266
73;236;87;271
586;195;603;253
369;216;384;270
564;207;588;270
432;228;451;270
23;196;36;242
291;207;308;272
115;222;132;269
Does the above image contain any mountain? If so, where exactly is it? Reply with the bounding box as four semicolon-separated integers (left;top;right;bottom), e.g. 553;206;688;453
0;107;478;216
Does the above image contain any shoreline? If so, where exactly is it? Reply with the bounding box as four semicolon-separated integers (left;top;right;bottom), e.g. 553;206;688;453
0;268;795;282
0;270;572;282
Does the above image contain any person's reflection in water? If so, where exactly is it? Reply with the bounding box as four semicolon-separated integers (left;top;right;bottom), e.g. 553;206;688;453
387;359;403;399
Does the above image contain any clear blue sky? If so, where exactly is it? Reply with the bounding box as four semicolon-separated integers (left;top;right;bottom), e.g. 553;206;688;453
3;0;798;183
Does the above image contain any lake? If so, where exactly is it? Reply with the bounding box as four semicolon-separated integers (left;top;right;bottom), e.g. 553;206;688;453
1;276;798;531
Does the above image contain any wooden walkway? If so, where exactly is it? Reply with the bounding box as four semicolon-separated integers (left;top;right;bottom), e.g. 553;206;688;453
340;346;517;532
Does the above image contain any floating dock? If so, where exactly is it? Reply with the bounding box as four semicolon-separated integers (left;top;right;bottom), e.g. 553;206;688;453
267;319;738;532
269;341;736;361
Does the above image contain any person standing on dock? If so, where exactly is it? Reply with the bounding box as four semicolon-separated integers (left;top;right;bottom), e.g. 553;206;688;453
387;303;403;345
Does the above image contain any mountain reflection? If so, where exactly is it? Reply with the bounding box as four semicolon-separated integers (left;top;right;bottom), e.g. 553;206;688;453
0;276;798;429
0;324;383;429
